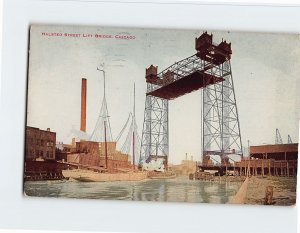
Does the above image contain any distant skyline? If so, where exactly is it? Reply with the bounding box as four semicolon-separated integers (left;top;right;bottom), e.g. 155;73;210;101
27;25;300;164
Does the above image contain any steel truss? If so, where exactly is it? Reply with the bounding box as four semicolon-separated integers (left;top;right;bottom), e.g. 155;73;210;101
140;86;168;163
140;34;243;165
202;60;243;164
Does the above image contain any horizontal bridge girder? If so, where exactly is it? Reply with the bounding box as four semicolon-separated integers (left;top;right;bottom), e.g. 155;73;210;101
147;71;224;100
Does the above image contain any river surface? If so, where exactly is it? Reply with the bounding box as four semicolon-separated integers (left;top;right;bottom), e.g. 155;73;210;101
24;177;241;204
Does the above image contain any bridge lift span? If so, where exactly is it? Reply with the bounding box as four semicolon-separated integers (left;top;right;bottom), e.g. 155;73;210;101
140;32;243;168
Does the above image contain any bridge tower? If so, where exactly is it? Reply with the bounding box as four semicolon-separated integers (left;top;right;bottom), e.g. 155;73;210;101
199;34;243;165
140;32;243;168
140;65;169;167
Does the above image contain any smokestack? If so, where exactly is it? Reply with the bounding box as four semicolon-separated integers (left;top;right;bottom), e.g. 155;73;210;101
80;78;87;132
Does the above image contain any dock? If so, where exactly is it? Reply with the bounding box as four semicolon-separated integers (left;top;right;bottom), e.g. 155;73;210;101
198;143;298;177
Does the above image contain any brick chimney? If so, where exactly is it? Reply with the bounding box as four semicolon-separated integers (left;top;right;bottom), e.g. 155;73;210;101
80;78;87;132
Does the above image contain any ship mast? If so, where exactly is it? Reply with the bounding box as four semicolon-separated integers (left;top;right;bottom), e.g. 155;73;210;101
104;120;108;169
97;66;109;170
132;83;136;170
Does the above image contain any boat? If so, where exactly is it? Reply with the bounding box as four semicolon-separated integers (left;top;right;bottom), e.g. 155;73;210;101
148;171;176;180
63;169;148;182
62;72;148;182
149;174;176;180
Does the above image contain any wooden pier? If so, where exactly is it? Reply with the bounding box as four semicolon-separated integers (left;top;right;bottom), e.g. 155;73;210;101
234;159;297;177
198;143;298;177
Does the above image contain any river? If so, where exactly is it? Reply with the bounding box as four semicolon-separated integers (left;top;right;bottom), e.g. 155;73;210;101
24;177;241;204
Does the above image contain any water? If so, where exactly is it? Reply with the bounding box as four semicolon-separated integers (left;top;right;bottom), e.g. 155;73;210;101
24;177;241;204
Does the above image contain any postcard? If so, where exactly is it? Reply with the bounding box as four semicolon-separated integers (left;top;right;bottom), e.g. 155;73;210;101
24;24;299;205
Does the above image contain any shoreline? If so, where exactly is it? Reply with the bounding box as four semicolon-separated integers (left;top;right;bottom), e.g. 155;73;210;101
245;176;297;206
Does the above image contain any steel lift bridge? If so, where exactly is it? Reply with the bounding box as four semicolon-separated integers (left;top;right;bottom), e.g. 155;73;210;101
140;32;243;168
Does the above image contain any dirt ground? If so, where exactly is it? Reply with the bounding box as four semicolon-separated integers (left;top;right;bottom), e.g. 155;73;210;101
245;176;297;206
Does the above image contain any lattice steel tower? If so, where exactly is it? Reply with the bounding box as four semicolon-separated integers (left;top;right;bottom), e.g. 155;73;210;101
140;65;169;165
140;32;243;167
275;128;283;144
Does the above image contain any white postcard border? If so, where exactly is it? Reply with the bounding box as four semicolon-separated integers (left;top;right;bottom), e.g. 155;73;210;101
0;0;299;233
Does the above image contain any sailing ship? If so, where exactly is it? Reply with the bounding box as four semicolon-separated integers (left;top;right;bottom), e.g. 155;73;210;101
63;169;147;182
62;67;147;182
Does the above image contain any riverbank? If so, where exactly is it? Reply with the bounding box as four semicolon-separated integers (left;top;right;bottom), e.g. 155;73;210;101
245;176;297;206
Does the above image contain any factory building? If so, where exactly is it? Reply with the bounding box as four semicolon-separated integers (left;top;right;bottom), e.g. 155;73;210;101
235;143;298;176
24;126;70;180
65;78;131;172
250;143;298;160
66;141;130;171
25;126;56;161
